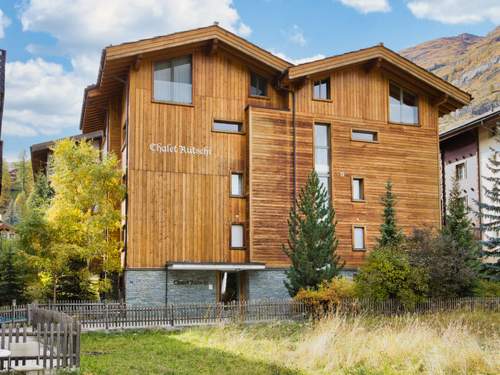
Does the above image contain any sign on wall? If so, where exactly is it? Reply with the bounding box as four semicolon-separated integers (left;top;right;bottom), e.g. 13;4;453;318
149;143;212;157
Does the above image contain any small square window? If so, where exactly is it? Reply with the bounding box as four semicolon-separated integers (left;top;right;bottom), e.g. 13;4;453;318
456;162;466;180
231;224;245;249
231;173;244;196
352;178;365;201
352;130;378;142
353;226;366;250
313;78;330;100
213;120;243;133
250;72;268;97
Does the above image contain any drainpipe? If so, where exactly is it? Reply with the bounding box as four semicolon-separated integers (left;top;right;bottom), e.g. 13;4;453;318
292;90;297;209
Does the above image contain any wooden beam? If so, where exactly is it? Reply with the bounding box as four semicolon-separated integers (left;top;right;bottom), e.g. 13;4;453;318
363;57;382;74
208;39;219;56
133;54;143;71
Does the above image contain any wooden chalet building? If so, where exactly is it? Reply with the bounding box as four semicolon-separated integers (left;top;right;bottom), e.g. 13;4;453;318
76;25;470;304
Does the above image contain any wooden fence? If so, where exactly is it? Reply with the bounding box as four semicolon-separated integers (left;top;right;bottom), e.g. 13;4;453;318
0;306;80;371
0;297;498;331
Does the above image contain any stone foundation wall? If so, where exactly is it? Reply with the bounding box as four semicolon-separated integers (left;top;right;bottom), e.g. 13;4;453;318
247;269;289;300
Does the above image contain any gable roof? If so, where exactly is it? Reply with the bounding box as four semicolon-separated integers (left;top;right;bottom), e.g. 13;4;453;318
288;44;471;113
80;25;471;133
440;107;499;141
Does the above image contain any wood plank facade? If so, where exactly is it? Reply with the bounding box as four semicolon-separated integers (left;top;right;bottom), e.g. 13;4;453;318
75;25;470;303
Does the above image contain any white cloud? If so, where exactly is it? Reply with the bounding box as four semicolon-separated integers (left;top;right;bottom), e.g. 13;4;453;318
407;1;500;24
338;0;391;13
8;0;250;139
3;59;84;137
20;0;251;80
287;25;307;47
0;9;11;38
270;50;326;65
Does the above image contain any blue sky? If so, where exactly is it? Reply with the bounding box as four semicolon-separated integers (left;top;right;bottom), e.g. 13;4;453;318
0;0;498;163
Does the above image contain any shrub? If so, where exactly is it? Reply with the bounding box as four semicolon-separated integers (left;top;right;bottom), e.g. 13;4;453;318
355;246;428;309
295;277;356;316
473;279;500;297
406;229;479;298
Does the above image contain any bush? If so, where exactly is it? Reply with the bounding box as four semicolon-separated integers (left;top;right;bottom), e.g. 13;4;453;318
295;277;356;316
355;246;428;309
405;229;479;298
473;279;500;297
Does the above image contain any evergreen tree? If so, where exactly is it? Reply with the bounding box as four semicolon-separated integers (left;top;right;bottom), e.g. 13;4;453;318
378;179;404;247
28;173;54;211
443;178;479;253
477;133;500;281
0;240;25;304
283;171;343;296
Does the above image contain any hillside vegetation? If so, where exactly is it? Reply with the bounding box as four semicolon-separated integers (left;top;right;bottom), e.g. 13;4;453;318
400;26;499;131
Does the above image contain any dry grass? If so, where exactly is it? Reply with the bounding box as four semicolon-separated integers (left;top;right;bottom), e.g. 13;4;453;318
180;311;500;375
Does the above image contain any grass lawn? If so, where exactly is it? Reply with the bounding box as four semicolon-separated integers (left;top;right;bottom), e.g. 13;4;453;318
78;311;500;375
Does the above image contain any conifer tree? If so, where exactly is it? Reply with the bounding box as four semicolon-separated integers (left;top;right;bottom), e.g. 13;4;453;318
378;179;404;247
283;171;343;296
443;178;479;253
0;240;25;304
478;134;500;281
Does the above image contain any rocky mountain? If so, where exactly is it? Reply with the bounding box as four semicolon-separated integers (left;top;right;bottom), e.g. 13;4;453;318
400;26;499;131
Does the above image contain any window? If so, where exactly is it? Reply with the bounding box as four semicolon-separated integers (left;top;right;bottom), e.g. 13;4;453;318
250;72;268;97
313;78;330;100
353;226;366;250
456;162;466;180
231;224;245;249
314;124;331;198
213;120;243;133
231;173;244;196
351;129;378;142
389;82;419;125
153;55;192;104
352;177;365;201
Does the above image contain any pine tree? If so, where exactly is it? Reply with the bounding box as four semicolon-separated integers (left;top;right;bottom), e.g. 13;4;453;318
378;179;404;247
477;134;500;281
0;240;25;304
443;178;479;253
283;171;343;296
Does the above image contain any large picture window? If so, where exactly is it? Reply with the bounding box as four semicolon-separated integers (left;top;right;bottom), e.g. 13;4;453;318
314;123;331;198
389;82;419;125
153;56;192;104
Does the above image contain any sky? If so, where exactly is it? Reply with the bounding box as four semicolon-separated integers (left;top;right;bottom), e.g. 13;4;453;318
0;0;498;162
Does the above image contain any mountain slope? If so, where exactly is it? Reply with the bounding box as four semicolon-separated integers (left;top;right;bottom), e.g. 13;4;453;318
400;26;499;131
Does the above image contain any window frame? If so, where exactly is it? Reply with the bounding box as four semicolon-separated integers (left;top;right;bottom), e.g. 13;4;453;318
249;71;269;99
351;129;379;143
230;223;246;250
351;176;365;202
230;171;245;198
313;122;332;200
388;81;420;126
152;54;194;106
312;78;331;101
352;225;367;251
455;162;466;181
212;119;245;134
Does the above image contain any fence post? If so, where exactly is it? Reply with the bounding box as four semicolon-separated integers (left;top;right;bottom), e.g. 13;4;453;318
105;302;109;331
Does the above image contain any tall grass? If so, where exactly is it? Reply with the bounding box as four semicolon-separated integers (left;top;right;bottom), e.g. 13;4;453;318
184;311;500;374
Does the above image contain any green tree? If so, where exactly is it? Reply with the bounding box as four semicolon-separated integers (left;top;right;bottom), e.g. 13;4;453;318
0;161;12;211
13;150;33;197
378;179;404;247
477;134;500;281
355;246;428;308
0;239;26;304
406;229;478;297
443;179;478;252
47;139;125;296
283;171;343;296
